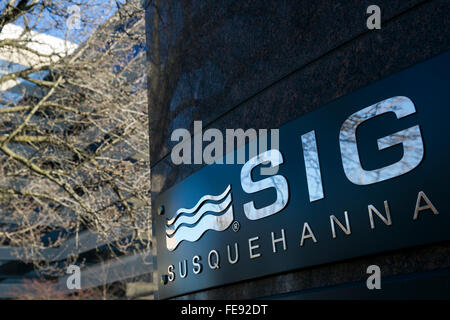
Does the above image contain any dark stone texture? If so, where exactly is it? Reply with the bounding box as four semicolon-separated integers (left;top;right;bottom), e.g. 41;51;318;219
151;0;450;198
148;0;427;168
147;0;450;299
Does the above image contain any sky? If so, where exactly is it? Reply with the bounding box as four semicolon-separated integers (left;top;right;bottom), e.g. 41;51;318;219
1;0;127;44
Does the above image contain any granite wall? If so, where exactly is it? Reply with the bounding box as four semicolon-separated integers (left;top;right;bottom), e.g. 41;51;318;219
146;0;450;299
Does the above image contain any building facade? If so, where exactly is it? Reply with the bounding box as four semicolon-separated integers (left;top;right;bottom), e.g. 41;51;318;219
147;0;450;299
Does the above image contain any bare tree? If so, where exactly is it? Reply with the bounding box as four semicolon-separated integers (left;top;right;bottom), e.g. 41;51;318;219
0;0;151;291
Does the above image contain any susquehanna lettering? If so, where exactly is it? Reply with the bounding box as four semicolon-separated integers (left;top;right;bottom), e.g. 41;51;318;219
166;190;439;282
163;96;435;283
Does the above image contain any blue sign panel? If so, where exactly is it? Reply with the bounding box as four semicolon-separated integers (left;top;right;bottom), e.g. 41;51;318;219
153;52;450;299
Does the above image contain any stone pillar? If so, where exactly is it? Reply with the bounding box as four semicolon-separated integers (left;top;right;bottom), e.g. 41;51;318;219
146;0;450;299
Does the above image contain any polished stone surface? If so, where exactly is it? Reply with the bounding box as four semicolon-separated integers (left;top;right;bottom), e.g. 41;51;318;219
148;0;426;167
151;0;450;198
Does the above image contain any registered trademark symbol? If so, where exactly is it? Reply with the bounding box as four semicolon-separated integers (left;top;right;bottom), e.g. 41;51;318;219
232;221;240;232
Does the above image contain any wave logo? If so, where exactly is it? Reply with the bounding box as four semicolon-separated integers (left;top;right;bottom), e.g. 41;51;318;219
165;185;234;251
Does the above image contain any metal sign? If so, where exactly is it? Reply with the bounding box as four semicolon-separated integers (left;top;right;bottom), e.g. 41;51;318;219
153;52;450;299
